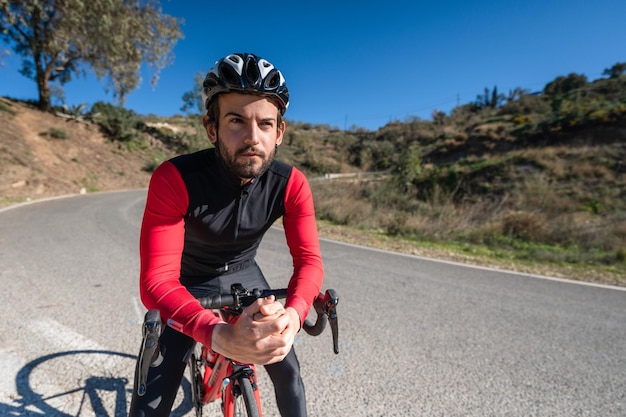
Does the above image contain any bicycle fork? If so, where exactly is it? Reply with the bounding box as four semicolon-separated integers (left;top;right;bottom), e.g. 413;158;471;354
222;363;262;416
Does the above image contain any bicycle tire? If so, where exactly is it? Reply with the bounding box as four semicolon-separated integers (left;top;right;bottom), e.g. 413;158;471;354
233;376;260;417
188;344;205;417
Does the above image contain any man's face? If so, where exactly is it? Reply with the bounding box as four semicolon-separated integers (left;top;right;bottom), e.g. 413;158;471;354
204;93;285;183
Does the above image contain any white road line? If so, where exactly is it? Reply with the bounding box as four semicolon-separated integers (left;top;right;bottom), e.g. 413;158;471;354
29;318;104;352
27;318;124;370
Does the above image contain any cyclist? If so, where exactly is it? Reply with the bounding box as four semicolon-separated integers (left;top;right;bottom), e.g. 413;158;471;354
129;53;324;417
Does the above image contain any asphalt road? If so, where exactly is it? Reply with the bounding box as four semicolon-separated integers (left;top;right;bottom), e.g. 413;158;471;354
1;190;625;417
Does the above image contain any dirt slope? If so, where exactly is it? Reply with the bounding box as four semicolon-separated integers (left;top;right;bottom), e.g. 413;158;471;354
0;98;162;208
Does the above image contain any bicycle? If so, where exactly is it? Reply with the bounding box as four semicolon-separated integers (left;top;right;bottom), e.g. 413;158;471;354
135;283;339;417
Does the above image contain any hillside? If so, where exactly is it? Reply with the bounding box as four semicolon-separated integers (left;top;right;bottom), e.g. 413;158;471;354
0;98;172;205
1;94;624;287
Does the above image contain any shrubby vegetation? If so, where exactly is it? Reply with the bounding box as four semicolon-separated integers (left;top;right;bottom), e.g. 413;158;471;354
22;62;626;277
89;102;142;142
290;63;626;275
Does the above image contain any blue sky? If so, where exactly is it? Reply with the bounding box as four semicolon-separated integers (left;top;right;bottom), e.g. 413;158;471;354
1;0;625;131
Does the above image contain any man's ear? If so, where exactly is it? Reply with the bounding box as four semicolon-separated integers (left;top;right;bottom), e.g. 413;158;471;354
275;120;286;146
203;115;217;144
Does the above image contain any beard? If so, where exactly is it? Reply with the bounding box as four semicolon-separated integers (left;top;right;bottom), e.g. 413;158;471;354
215;140;276;181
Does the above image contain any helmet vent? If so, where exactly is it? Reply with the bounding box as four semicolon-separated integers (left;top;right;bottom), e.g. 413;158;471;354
221;65;241;87
203;78;217;89
265;71;280;90
245;55;261;87
226;55;241;64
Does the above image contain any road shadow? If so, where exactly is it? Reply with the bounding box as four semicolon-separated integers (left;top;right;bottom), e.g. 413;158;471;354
2;349;191;417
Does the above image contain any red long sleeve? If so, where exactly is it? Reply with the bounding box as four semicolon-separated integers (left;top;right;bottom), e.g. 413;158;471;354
282;168;324;324
139;162;221;346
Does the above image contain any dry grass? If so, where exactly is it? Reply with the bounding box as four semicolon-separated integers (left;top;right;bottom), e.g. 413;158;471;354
311;177;626;287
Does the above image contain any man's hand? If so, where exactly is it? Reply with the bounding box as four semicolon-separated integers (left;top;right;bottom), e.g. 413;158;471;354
210;296;300;365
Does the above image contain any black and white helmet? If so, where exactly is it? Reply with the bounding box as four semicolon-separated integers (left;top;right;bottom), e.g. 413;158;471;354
202;53;289;115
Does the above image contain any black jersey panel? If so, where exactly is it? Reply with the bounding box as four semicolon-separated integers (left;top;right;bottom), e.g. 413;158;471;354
169;148;292;279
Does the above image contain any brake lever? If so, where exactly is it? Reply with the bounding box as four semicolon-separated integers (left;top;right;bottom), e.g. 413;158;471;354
322;289;339;354
137;309;163;396
327;307;339;354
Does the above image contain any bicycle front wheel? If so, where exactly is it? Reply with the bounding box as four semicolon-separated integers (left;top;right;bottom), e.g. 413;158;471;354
188;343;205;417
233;376;260;417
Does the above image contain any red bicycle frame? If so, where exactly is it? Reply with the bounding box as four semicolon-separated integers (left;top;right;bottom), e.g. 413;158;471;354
192;303;263;415
195;342;262;415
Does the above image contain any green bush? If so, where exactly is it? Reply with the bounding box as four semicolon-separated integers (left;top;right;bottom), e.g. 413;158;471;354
142;159;161;173
89;101;140;141
0;100;15;114
43;127;68;139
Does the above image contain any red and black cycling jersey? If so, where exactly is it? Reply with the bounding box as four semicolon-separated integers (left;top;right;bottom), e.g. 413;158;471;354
139;148;324;349
173;148;293;278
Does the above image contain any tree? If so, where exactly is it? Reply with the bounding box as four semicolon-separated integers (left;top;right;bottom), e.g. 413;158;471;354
543;73;588;96
0;0;183;111
505;87;530;103
180;70;205;114
474;85;504;109
603;62;626;79
394;142;422;192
